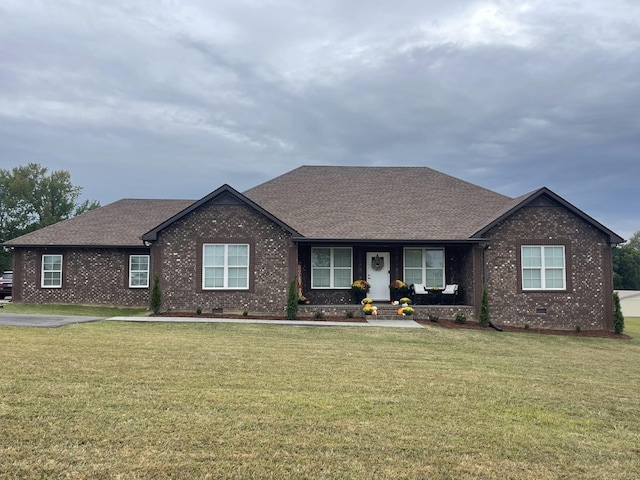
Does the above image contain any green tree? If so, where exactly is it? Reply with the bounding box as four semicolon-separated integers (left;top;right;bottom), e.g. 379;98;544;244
149;273;162;314
612;291;624;334
0;163;100;271
627;231;640;251
612;232;640;290
479;285;489;327
286;279;299;320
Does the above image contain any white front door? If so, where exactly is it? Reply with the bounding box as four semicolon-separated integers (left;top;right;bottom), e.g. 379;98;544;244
366;252;390;301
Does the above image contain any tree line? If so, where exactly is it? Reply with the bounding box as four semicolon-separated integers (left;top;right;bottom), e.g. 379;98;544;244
613;231;640;290
0;163;100;271
0;163;639;290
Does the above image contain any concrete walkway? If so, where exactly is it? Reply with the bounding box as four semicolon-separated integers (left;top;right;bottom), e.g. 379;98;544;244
107;316;424;328
0;310;423;328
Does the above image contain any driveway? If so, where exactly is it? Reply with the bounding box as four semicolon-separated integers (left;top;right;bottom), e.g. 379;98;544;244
0;313;103;328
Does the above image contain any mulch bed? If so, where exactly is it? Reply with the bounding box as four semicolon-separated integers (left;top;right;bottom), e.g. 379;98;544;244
414;317;632;339
153;312;631;339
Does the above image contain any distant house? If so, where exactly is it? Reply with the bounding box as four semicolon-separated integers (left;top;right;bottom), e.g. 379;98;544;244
616;291;640;318
3;166;624;330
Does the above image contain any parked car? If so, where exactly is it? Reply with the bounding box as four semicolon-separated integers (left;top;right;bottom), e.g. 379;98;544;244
0;271;13;299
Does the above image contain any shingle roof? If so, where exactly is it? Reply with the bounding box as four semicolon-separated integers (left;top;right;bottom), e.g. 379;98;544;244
244;165;514;240
4;165;622;247
4;198;195;247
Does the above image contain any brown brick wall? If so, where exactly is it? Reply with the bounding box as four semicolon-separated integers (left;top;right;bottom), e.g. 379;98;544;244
483;204;614;330
152;202;295;314
14;247;151;306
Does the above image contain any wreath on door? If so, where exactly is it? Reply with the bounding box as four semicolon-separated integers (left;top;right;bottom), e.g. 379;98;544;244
371;254;384;271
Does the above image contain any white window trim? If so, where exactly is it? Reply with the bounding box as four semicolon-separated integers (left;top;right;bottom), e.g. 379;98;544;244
521;245;566;291
311;247;353;289
403;248;445;288
202;243;250;290
41;254;63;288
129;254;150;288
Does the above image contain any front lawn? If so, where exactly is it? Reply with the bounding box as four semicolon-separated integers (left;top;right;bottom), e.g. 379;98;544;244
0;318;638;479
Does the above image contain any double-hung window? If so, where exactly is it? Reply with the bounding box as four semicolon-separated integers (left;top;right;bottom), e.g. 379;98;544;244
404;248;445;288
42;254;63;288
129;255;150;288
311;247;352;288
203;244;249;289
521;246;566;290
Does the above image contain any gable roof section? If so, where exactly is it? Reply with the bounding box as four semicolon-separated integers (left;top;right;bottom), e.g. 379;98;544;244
141;184;300;242
472;187;625;244
4;199;195;247
244;165;514;241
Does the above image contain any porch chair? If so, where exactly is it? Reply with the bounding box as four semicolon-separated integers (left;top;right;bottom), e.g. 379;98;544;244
410;284;430;305
441;284;459;304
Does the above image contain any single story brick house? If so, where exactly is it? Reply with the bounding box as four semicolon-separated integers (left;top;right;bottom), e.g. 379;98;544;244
3;166;624;330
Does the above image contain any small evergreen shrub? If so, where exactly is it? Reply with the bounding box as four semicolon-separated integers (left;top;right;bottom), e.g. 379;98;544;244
575;325;581;333
428;314;439;322
345;310;355;318
314;310;325;319
455;313;467;324
242;306;249;316
479;285;489;327
524;323;530;330
286;279;299;320
149;273;162;314
613;292;625;334
196;307;202;315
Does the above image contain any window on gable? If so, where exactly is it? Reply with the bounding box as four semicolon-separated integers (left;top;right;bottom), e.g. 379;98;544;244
311;247;352;289
42;254;63;288
521;246;566;290
129;255;150;288
404;248;445;288
203;244;249;289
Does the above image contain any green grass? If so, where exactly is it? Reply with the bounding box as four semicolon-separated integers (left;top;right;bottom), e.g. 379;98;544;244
0;302;148;317
0;318;638;479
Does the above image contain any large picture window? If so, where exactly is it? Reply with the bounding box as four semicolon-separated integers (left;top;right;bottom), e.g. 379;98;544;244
311;247;352;288
203;244;249;289
129;255;150;288
42;254;63;288
404;248;445;288
521;246;566;290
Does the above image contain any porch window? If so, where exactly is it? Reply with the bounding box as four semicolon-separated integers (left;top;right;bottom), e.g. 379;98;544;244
203;244;249;289
521;246;565;290
129;255;150;288
42;254;63;288
403;248;444;288
311;247;352;288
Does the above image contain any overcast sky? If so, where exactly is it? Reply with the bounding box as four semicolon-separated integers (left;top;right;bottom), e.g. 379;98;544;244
1;1;638;240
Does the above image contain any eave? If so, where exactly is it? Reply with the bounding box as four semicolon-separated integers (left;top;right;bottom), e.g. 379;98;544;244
292;237;487;245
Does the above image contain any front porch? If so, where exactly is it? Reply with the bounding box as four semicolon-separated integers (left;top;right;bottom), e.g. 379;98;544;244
297;302;475;321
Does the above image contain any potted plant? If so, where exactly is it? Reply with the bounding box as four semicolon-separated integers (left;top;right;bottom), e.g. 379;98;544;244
389;279;408;301
399;297;412;306
351;279;371;303
298;295;310;305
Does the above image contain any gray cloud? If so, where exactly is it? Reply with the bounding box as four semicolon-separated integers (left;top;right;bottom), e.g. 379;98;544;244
0;0;638;239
